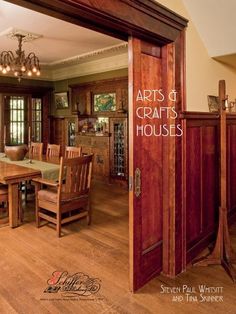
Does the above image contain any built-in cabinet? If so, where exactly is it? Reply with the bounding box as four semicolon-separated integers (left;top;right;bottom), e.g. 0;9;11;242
50;116;77;156
65;117;77;147
110;117;128;181
76;135;110;179
70;77;128;115
75;118;128;182
50;117;65;155
50;77;128;181
71;77;128;183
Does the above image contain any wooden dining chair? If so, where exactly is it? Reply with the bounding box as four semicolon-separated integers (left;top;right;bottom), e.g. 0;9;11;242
33;154;93;237
29;142;43;158
24;142;43;201
46;144;60;158
65;146;82;158
0;184;22;226
0;185;8;226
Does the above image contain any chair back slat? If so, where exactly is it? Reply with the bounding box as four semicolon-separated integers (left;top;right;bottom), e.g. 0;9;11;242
79;162;85;192
65;146;82;158
30;142;43;158
46;144;60;158
60;155;93;199
83;162;90;191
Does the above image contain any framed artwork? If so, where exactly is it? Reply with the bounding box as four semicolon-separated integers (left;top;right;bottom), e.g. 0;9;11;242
55;92;69;109
207;95;219;112
93;93;116;112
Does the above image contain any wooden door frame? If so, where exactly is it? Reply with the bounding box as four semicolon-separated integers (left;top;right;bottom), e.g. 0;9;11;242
6;0;188;284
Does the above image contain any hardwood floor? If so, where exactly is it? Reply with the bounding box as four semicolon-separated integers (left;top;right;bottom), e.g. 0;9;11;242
0;181;235;314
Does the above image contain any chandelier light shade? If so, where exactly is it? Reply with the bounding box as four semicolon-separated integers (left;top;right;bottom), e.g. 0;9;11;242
0;34;40;81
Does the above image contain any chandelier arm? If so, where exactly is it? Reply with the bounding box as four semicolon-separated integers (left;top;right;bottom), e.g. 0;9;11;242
3;52;14;65
26;54;40;69
0;34;41;80
1;51;14;61
27;52;37;58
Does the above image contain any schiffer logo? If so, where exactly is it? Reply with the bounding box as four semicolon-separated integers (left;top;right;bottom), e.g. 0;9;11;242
44;271;101;297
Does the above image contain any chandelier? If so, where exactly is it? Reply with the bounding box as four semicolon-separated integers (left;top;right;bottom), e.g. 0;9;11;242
0;34;40;82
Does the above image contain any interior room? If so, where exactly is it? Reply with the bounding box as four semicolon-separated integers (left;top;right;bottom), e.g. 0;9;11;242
0;0;236;314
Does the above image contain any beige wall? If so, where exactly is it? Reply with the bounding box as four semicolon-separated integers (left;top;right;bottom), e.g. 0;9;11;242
157;0;236;111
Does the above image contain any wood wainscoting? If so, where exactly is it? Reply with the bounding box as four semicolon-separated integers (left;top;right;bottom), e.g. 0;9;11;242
227;115;236;214
181;112;236;264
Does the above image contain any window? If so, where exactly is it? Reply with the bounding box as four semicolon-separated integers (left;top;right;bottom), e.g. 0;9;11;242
9;96;25;145
68;121;76;146
4;95;43;145
32;98;42;142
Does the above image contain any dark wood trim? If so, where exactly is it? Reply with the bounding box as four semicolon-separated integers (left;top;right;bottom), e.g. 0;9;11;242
180;111;219;120
6;0;188;45
0;83;53;95
0;87;52;152
128;36;135;291
226;113;236;119
182;111;236;265
162;30;186;277
140;42;161;57
181;118;187;271
70;77;128;115
181;111;236;120
174;31;186;275
142;240;163;255
69;76;128;89
227;125;231;210
162;42;175;277
187;209;236;264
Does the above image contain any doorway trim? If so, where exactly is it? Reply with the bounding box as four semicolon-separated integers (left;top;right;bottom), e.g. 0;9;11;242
7;0;187;43
6;0;188;290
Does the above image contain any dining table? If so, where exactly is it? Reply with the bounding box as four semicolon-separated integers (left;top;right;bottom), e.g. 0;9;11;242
0;153;60;228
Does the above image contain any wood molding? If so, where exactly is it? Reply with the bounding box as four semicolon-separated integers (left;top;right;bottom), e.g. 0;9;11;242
69;76;128;90
6;0;188;44
182;112;236;264
0;83;53;94
51;53;128;81
180;111;219;120
70;76;128;115
162;31;186;277
180;111;236;120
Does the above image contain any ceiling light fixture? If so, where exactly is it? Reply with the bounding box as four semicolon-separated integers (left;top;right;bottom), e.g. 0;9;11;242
0;34;40;82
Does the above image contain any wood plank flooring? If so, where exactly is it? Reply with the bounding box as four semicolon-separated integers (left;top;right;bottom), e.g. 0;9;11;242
0;181;235;314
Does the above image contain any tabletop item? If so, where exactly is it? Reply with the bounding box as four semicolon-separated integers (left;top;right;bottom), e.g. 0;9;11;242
5;145;28;161
0;153;60;181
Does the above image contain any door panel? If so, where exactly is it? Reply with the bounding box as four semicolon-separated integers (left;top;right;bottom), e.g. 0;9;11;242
129;37;163;291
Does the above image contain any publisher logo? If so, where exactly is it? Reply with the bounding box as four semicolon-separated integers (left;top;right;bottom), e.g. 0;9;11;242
44;271;101;298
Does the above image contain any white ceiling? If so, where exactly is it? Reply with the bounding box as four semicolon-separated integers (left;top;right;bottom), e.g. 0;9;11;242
0;1;124;65
182;0;236;67
2;0;236;74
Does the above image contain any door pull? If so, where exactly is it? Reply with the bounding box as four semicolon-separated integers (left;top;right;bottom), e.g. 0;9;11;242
134;168;141;197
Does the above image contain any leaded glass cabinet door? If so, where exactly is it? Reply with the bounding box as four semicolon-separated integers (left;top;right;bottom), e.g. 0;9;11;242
110;117;128;182
68;121;76;146
32;98;42;142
